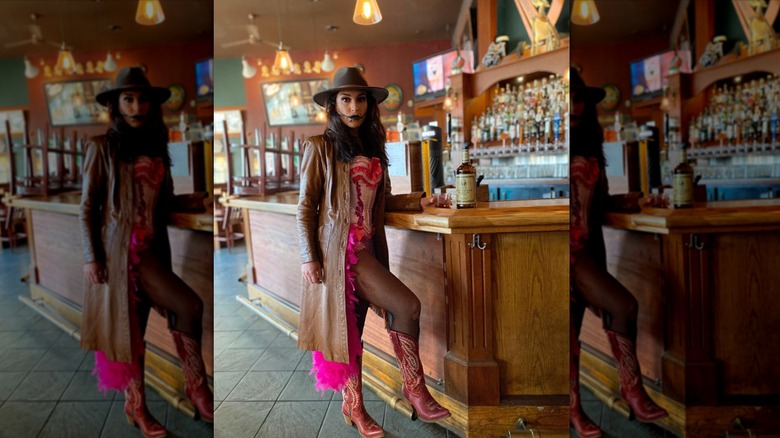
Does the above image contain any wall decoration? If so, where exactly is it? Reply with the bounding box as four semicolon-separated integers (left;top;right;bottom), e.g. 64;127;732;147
599;84;621;111
166;84;186;111
261;79;329;126
44;79;111;126
383;84;403;112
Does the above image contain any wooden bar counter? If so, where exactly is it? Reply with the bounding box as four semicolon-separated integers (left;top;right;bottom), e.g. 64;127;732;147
580;200;780;438
6;191;213;418
226;193;570;437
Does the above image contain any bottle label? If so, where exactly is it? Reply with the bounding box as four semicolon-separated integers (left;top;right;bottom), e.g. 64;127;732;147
673;173;693;207
456;174;476;206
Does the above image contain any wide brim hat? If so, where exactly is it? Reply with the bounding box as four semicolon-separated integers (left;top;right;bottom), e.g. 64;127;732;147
570;68;605;104
96;66;171;107
313;66;389;107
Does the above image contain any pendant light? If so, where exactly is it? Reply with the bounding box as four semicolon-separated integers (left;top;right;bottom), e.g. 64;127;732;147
55;42;76;75
321;50;335;73
571;0;600;25
136;0;165;26
353;0;382;25
272;0;293;74
241;56;257;79
24;57;40;79
104;51;118;72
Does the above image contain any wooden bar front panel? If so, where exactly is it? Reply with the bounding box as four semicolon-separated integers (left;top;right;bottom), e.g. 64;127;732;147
32;210;84;307
249;209;302;306
494;231;569;396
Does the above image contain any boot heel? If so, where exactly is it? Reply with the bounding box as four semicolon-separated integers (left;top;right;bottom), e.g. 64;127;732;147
343;413;353;426
126;414;136;426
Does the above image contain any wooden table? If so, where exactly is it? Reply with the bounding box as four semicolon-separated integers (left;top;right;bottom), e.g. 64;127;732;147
580;200;780;437
226;193;571;437
7;191;213;418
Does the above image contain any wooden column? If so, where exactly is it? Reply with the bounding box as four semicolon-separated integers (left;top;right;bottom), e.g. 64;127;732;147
693;0;715;60
477;0;498;62
443;233;500;406
661;233;718;404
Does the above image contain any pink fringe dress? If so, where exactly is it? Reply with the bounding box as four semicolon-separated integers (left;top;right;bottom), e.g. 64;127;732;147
93;156;165;392
310;156;383;393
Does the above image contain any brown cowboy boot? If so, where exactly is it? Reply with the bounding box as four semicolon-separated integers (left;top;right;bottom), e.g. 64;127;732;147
125;373;167;438
342;357;384;438
571;326;601;437
388;330;450;422
171;331;214;423
606;330;668;422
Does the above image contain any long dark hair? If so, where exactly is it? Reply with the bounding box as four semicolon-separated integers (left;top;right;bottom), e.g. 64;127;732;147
106;94;171;167
324;92;388;167
570;99;606;169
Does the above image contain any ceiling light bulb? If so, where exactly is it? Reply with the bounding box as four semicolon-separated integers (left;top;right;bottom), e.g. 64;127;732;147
571;0;600;25
104;51;118;72
242;56;257;79
24;57;40;79
353;0;382;25
135;0;165;26
321;51;335;73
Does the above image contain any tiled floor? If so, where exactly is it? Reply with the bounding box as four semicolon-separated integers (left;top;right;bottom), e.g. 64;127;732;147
0;245;212;438
213;244;453;438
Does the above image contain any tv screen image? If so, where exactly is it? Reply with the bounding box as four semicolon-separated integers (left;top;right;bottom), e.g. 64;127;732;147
630;50;691;101
413;49;474;102
196;59;213;102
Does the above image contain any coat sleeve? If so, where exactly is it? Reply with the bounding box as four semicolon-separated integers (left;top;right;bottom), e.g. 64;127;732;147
79;138;108;265
297;138;325;265
383;168;425;212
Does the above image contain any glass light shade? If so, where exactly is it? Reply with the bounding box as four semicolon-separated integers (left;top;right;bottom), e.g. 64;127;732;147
24;57;40;79
241;57;257;78
321;51;335;73
571;0;600;25
104;51;118;72
273;49;293;74
56;49;77;74
135;0;165;26
353;0;382;25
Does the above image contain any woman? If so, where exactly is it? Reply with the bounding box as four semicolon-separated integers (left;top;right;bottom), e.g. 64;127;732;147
569;69;668;438
297;66;451;438
80;67;213;438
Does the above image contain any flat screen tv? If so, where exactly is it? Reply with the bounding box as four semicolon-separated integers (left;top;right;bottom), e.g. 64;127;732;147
195;58;213;102
412;49;474;102
630;49;691;101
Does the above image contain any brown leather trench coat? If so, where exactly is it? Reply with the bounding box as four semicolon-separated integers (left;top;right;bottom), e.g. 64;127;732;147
296;135;423;364
79;135;173;364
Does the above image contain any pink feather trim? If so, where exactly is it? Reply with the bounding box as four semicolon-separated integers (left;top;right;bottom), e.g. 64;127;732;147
309;225;365;394
93;350;142;393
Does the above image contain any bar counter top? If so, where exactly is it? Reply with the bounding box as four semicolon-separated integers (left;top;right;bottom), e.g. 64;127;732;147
604;199;780;234
8;191;213;232
225;192;569;234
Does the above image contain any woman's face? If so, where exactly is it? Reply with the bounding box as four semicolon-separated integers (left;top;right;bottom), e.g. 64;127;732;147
570;91;585;128
334;90;368;130
118;91;150;129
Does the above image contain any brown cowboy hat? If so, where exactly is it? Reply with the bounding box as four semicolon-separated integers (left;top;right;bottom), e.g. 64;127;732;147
570;68;605;104
313;66;389;107
96;66;171;107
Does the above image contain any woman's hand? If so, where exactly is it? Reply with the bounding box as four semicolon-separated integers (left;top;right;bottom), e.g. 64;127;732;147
302;261;323;284
84;262;106;285
420;195;436;210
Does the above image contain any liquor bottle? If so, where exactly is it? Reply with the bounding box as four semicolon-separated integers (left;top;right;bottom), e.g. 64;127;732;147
456;145;477;209
673;146;694;208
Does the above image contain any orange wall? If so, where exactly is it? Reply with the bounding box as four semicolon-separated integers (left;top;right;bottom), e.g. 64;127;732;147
571;37;668;115
238;39;452;141
25;39;211;139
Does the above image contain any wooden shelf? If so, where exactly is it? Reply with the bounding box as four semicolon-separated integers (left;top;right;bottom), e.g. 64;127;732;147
468;45;569;97
689;46;780;96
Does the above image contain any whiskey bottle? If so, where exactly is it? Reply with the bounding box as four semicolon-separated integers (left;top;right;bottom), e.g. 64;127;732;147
456;145;477;209
673;146;694;208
